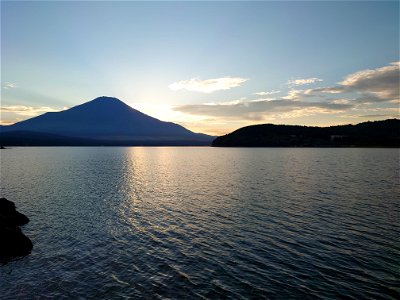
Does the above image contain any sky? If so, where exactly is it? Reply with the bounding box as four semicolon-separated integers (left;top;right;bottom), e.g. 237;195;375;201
1;1;399;135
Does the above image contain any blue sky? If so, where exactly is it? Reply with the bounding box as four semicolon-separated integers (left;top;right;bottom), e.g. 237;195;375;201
1;1;399;135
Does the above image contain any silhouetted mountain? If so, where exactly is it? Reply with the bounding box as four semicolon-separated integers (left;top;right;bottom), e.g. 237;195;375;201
212;119;400;147
0;97;214;146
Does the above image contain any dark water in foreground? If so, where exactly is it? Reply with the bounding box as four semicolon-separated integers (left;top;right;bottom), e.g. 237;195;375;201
0;147;399;299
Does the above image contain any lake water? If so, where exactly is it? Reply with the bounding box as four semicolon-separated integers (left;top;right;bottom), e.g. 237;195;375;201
0;147;399;299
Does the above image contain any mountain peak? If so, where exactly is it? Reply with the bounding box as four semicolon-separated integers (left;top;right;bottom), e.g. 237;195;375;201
75;96;131;111
92;96;121;102
88;96;126;106
1;96;214;145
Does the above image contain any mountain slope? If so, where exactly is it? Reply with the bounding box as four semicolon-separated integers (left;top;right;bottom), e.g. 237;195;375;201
0;96;213;145
212;119;400;147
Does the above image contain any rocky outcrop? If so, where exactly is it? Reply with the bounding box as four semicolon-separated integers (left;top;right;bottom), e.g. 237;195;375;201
0;198;33;259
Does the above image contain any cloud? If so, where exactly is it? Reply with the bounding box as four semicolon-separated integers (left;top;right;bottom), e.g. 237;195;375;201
315;62;400;103
340;61;399;101
174;97;353;121
311;86;344;94
287;78;323;86
172;62;398;127
343;114;398;119
169;77;249;93
0;119;16;125
2;82;17;89
282;89;306;100
0;105;59;117
254;90;280;96
331;99;351;105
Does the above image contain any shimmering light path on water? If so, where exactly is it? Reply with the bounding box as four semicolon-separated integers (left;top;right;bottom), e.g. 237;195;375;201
1;147;399;299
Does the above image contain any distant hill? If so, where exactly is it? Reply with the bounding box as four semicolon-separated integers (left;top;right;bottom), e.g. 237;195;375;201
212;119;400;147
0;96;214;146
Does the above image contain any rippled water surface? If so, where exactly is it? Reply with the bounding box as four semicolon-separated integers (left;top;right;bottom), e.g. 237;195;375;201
1;147;399;299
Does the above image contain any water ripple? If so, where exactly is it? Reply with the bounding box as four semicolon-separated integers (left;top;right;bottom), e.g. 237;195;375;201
0;147;399;299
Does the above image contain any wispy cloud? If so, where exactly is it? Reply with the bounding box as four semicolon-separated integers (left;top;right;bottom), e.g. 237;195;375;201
172;62;400;126
0;119;17;126
340;61;399;101
254;90;280;96
170;63;399;134
0;105;59;117
2;82;17;89
282;89;306;100
313;61;400;103
174;97;353;121
343;114;398;119
169;77;249;93
287;77;323;86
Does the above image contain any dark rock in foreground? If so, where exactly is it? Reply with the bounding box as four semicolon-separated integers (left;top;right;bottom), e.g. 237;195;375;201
0;226;33;258
0;198;33;260
0;198;29;226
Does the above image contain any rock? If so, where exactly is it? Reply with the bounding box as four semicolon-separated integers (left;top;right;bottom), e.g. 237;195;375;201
0;198;33;260
0;198;30;226
0;226;33;258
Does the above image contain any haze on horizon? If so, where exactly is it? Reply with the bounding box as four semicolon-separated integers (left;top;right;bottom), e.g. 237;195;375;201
1;1;399;136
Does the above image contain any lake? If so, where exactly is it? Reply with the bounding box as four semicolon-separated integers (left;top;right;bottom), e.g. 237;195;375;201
0;147;399;299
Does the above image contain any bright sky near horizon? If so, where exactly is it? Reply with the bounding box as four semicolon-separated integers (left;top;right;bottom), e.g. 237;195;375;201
1;1;399;135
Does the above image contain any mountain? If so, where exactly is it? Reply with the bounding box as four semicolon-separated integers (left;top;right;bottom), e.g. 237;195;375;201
212;119;400;147
0;96;214;146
